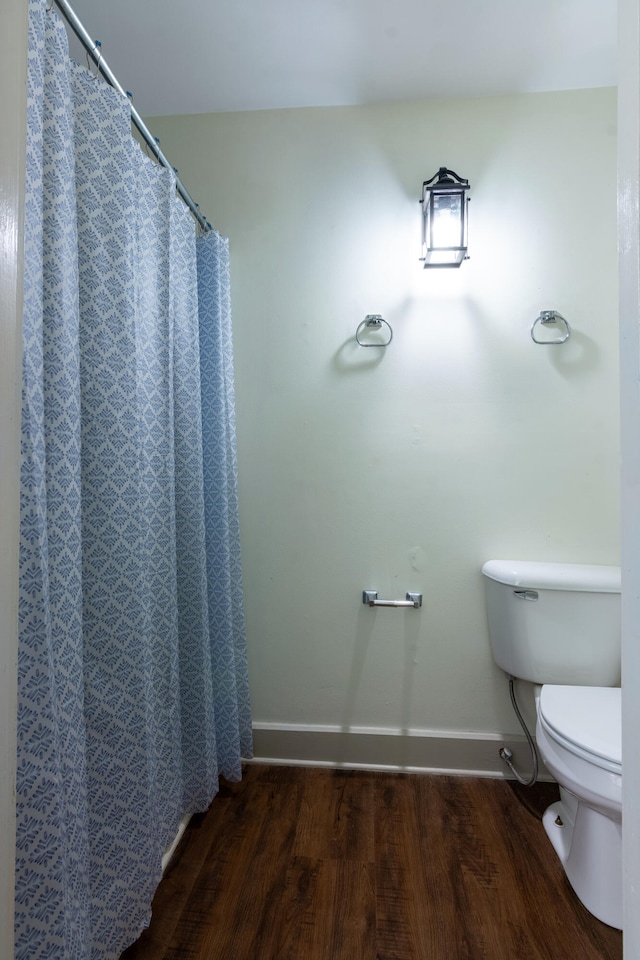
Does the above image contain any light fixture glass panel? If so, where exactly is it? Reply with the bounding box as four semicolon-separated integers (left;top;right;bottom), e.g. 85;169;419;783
432;193;463;248
427;249;462;266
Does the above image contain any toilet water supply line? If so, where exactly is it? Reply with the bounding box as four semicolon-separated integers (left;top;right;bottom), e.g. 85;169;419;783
499;674;539;786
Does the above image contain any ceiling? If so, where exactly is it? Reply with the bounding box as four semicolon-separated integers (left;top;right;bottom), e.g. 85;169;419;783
64;0;617;118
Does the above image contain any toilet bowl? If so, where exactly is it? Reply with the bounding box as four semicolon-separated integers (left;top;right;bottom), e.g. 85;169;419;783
535;684;622;929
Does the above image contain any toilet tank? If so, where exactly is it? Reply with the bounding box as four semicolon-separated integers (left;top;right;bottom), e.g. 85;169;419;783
482;560;621;686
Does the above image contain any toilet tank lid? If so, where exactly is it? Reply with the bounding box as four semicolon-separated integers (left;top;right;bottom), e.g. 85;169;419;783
481;560;621;593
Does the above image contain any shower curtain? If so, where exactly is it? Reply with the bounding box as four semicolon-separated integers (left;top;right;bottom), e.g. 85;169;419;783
15;2;252;957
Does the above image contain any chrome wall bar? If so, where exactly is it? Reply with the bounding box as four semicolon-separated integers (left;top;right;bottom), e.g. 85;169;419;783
52;0;211;233
363;591;423;609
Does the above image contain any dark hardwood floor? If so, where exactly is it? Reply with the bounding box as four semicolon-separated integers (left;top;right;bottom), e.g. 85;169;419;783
121;764;622;960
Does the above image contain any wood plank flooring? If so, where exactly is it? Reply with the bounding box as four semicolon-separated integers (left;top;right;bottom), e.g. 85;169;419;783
120;764;622;960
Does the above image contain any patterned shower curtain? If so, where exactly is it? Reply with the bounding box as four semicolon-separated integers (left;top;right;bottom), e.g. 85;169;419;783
15;2;252;957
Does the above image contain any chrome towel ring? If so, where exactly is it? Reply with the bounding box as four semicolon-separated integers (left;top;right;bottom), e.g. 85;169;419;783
531;310;571;345
356;314;393;347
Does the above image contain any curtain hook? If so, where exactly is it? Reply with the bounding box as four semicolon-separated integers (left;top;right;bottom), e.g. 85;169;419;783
86;40;103;79
144;136;160;163
46;0;55;11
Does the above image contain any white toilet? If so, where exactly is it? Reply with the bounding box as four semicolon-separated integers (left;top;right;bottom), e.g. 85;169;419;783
481;560;622;929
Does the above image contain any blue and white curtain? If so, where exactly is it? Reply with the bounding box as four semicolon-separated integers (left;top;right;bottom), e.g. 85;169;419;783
16;2;252;957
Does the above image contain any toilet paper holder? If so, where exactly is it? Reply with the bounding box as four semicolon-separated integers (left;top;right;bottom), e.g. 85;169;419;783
363;590;422;608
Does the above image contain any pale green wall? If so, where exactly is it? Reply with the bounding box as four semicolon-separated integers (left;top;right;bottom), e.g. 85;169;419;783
151;88;618;738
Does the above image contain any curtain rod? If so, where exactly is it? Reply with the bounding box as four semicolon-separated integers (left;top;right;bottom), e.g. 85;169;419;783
52;0;212;233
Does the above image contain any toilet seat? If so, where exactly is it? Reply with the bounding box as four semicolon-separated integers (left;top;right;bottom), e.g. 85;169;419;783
538;685;621;775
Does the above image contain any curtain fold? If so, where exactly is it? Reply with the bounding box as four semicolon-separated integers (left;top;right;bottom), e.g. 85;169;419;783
198;234;253;776
15;3;252;957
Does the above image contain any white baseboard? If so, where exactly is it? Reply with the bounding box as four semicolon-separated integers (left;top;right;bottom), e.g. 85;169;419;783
249;722;553;780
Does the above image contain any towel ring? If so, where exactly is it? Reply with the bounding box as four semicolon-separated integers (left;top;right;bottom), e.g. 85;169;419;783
531;310;571;345
356;315;393;347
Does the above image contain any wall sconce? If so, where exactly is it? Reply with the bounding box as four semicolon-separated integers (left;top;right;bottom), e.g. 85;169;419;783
420;167;470;268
